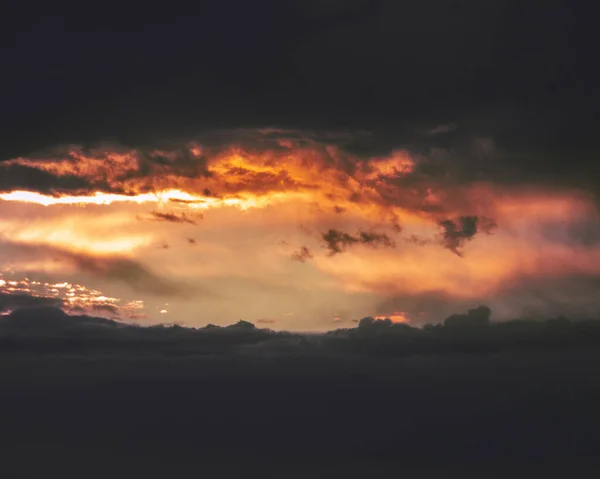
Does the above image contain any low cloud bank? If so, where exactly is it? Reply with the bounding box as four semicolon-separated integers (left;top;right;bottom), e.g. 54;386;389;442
1;301;600;357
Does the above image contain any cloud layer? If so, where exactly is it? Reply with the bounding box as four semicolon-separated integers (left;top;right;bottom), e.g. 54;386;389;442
0;130;598;328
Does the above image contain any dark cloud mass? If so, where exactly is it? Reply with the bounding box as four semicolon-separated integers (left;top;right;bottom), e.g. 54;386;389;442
0;306;119;334
2;306;600;474
444;305;492;328
2;304;600;358
0;163;92;193
439;216;497;256
322;229;395;255
0;291;63;313
0;3;597;207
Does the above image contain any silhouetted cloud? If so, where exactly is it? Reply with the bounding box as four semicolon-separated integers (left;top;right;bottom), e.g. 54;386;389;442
322;229;395;255
444;305;492;328
150;211;202;225
0;164;93;194
226;320;257;330
2;304;600;472
0;306;120;334
439;216;497;256
0;292;63;313
1;303;600;361
91;303;121;316
322;230;358;255
291;246;313;263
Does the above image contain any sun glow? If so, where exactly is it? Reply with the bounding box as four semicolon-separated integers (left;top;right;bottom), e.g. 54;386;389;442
1;136;599;329
0;189;313;211
375;312;410;323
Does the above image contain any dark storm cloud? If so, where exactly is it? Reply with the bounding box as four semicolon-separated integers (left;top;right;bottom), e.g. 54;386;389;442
0;3;595;198
0;291;63;313
3;310;600;474
376;291;476;326
0;142;217;196
140;148;213;179
3;303;600;360
0;308;283;351
0;306;120;334
443;305;492;328
322;229;395;255
0;164;92;193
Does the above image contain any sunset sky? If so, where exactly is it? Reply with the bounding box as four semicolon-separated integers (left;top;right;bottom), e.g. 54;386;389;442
3;3;600;474
1;1;598;330
1;128;598;330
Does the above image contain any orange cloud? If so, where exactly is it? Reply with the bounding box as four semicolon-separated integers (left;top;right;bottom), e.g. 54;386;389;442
0;140;439;226
375;312;410;323
1;131;599;329
0;273;127;318
0;213;153;255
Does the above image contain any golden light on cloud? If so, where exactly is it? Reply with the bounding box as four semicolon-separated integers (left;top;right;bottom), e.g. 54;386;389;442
0;272;163;322
0;189;308;212
0;134;599;328
0;273;119;314
375;312;410;323
0;215;153;255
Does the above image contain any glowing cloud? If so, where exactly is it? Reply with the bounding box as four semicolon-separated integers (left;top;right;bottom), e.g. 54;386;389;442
0;131;598;328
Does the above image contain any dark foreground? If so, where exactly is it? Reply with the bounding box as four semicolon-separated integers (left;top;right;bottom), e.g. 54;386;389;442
2;349;600;478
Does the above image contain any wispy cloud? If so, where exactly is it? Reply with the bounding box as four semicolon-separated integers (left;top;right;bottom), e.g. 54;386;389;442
322;229;395;255
291;246;313;263
148;210;202;225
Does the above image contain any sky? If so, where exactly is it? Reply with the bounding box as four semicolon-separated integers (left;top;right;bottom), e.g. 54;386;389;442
0;1;598;330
